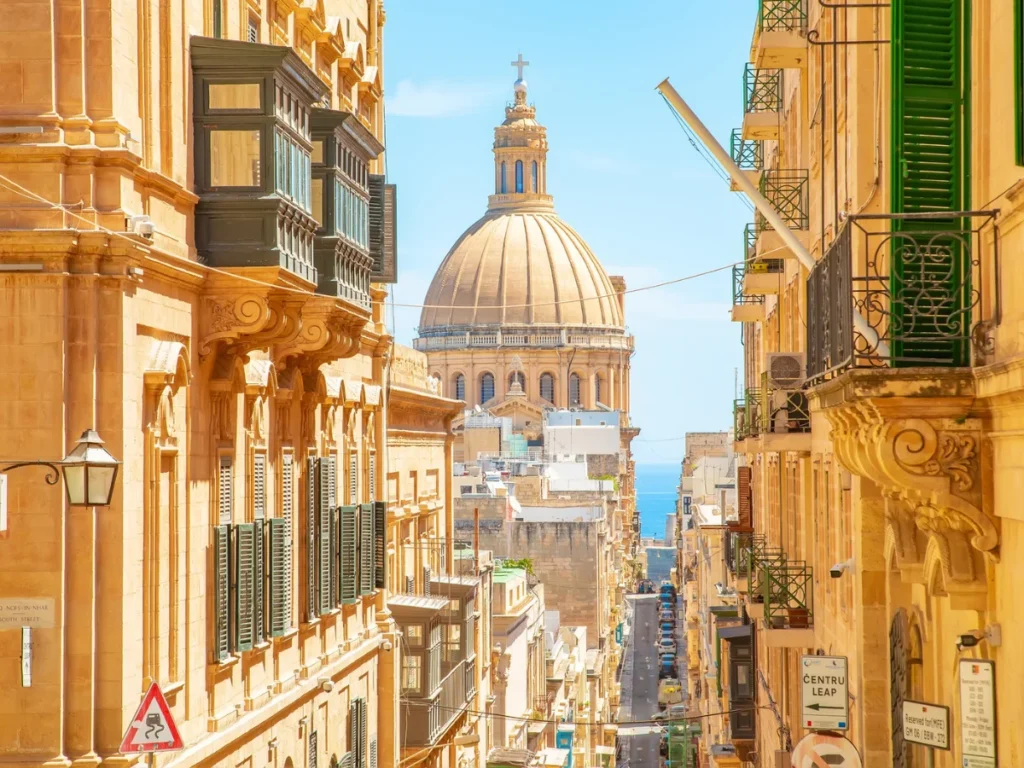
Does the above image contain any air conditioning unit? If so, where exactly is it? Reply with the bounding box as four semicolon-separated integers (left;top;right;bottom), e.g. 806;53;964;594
766;352;805;389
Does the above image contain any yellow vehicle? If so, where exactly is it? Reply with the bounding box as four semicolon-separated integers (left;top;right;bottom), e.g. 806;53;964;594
658;678;683;707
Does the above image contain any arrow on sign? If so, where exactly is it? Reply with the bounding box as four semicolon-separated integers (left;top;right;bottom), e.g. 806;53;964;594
806;703;845;711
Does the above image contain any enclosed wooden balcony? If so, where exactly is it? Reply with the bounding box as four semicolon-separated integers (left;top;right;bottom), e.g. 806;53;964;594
750;0;808;70
741;64;783;140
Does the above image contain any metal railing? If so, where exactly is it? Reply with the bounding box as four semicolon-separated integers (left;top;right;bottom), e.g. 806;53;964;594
744;223;759;262
758;0;807;32
733;265;765;307
761;559;814;629
749;373;810;436
743;64;783;113
806;212;996;383
465;655;477;699
757;169;809;231
730;129;763;171
403;659;468;745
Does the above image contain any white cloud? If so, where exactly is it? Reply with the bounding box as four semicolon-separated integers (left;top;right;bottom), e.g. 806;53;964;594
386;79;502;118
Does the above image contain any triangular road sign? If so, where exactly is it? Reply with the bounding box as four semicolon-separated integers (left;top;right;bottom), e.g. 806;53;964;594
119;682;184;754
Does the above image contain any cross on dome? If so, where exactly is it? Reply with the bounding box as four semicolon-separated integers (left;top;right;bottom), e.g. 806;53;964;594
511;53;530;81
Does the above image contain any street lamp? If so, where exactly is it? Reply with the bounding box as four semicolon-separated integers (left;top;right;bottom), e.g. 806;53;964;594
0;428;120;507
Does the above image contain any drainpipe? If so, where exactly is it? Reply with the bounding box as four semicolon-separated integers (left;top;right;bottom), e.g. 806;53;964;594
655;77;887;357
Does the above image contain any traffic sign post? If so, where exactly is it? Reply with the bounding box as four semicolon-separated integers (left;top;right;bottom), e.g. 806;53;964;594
791;732;862;768
120;683;184;755
800;655;848;731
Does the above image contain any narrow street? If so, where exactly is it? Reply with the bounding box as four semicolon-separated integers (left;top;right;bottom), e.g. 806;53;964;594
620;594;661;767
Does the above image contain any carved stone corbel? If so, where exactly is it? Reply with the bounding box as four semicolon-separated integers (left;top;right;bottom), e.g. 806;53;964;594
199;293;275;358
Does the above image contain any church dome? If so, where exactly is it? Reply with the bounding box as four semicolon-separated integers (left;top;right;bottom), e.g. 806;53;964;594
419;210;624;330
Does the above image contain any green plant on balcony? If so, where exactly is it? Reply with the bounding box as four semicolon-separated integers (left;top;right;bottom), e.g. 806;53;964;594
730;129;763;171
743;64;783;113
758;0;807;32
760;559;814;628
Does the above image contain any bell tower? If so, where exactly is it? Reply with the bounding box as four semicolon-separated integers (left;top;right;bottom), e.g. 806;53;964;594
488;53;554;213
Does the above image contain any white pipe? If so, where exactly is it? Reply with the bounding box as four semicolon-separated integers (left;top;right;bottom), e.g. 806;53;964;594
655;77;886;357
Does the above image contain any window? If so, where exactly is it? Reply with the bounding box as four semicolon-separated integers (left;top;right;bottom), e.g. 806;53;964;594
274;130;311;211
515;160;524;193
500;162;507;193
454;374;466;401
508;370;525;393
443;623;461;662
480;373;495;404
532;161;538;192
311;178;323;227
210;130;261;187
209;83;261;111
402;654;422;692
540;373;555;404
569;372;581;406
595;375;603;405
212;0;223;37
247;14;259;43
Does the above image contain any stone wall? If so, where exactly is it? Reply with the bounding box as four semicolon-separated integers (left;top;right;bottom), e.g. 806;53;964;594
586;453;621;479
455;500;602;646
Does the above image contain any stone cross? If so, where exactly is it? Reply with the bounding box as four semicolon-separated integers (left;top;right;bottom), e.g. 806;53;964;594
511;53;529;81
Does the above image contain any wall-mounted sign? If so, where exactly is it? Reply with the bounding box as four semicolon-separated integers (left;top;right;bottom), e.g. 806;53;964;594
20;626;31;687
790;732;861;768
800;655;848;731
959;659;996;767
0;598;55;630
901;700;949;750
0;474;7;536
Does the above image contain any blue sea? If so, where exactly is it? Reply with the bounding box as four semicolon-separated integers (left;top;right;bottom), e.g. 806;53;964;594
636;463;680;540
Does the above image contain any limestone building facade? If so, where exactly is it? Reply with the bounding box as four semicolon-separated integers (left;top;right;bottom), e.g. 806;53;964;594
0;3;402;768
679;1;1024;766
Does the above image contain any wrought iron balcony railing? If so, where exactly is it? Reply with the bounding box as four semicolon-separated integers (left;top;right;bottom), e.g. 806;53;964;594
730;129;763;171
757;169;809;231
744;223;759;262
732;265;764;307
760;559;813;629
806;212;996;384
758;0;807;32
743;64;783;113
734;380;809;441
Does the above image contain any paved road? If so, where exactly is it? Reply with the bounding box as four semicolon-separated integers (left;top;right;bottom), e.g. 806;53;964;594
621;594;661;768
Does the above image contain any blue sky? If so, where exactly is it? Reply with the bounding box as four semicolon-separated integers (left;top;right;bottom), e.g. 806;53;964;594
382;0;756;465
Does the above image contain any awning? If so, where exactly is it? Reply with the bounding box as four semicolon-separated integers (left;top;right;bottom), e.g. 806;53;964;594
718;623;753;640
386;593;449;618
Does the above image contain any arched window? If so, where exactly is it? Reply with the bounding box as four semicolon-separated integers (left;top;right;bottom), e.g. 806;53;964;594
480;373;495;403
454;374;466;402
500;162;507;194
540;373;555;404
515;160;524;193
569;373;582;406
595;375;604;406
508;371;526;393
532;161;538;192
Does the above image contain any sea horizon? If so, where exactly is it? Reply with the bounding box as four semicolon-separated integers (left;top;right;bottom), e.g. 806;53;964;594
635;462;680;540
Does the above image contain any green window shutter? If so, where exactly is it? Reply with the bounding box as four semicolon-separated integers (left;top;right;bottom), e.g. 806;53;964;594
308;730;318;768
253;454;266;519
358;698;367;768
282;455;294;628
891;0;970;365
359;503;374;595
219;456;233;524
368;739;377;768
349;701;359;764
213;524;231;662
306;456;319;621
373;501;386;590
340;505;358;603
254;518;266;644
234;522;256;652
349;453;358;505
319;459;334;613
1017;0;1024;166
368;453;376;501
331;507;340;605
269;517;290;636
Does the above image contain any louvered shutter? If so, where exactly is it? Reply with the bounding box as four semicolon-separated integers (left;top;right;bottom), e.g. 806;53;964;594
219;456;233;524
213;525;231;661
253;454;266;519
308;730;318;768
319;459;333;614
737;466;753;529
340;505;358;603
254;518;265;644
404;575;414;594
367;175;397;283
368;739;377;768
306;457;319;621
373;501;386;590
359;503;374;595
349;701;359;766
234;523;256;651
282;455;294;628
891;0;969;364
340;754;353;768
358;698;367;768
368;453;376;501
269;517;290;636
423;566;431;596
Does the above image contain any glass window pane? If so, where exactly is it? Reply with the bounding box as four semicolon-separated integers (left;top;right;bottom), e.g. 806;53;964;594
311;178;323;227
209;83;261;110
210;129;261;187
407;624;424;646
312;139;323;165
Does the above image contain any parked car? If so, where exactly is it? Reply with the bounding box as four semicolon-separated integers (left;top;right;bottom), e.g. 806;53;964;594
653;703;688;720
658;678;684;706
659;655;677;679
658;639;677;654
660;621;674;632
660;610;675;622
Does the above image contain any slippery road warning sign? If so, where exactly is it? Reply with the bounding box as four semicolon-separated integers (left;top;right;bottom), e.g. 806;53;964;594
119;682;183;754
800;655;849;731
